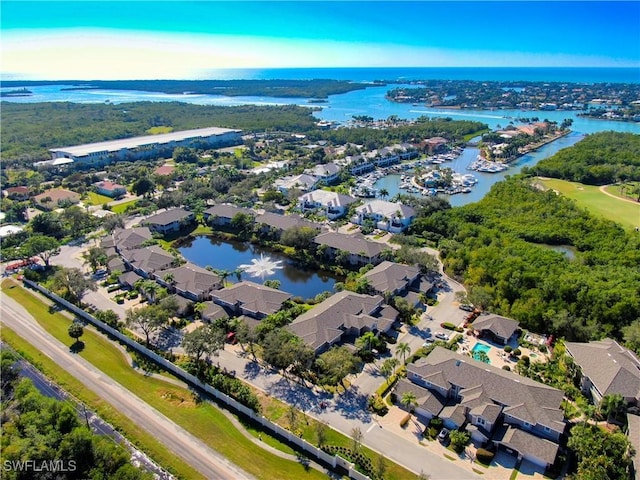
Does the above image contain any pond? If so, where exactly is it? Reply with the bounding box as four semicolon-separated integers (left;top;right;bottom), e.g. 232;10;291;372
178;236;339;300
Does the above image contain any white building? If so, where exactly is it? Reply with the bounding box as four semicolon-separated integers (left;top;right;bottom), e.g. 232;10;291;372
274;174;318;194
352;199;416;233
298;190;356;220
303;163;341;185
49;127;242;166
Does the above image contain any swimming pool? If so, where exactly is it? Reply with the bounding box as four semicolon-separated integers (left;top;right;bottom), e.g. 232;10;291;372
471;343;491;363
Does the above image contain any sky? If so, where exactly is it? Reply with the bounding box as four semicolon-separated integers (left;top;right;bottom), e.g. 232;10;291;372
1;1;639;79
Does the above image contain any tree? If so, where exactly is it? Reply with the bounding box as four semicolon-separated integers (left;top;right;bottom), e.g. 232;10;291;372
378;188;389;199
381;358;399;382
68;322;84;343
132;177;155;198
173;146;199;163
125;305;167;346
94;309;121;329
315;421;328;448
401;391;417;412
82;246;107;273
286;405;298;431
138;279;160;304
181;324;225;365
52;267;97;304
350;427;363;453
568;423;633;480
23;234;60;268
356;331;377;354
598;393;625;422
315;346;358;387
192;301;206;320
234;318;258;361
281;226;318;250
103;214;125;233
475;350;490;364
622;320;640;354
263;279;281;290
230;213;254;238
30;211;67;239
449;430;471;453
375;453;387;480
396;342;411;365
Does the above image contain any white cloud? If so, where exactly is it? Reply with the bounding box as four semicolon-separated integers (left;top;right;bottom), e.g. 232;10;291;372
2;28;635;80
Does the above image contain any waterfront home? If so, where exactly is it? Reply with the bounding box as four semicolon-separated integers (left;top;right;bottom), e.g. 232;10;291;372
303;163;341;185
112;227;153;252
390;143;418;160
121;245;178;278
34;188;80;210
405;347;565;469
565;339;640;406
298;190;357;220
118;270;145;290
254;212;321;237
287;290;398;353
346;155;375;176
49;127;242;166
212;281;293;319
313;232;386;266
94;180;127;199
421;137;448;154
274;174;318;194
156;263;222;301
144;208;195;235
352;200;416;233
154;164;176;177
360;261;421;296
471;315;520;345
204;204;254;226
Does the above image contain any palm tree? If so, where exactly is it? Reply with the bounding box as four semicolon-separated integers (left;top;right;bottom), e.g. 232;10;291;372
139;279;159;304
396;342;411;365
598;393;625;423
378;188;389;199
193;302;206;320
356;331;376;353
401;391;418;413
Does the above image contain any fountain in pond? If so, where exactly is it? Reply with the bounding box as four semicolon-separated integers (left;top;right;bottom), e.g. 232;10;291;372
238;254;284;278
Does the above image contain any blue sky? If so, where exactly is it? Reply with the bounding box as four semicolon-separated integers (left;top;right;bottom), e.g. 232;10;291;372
2;1;639;79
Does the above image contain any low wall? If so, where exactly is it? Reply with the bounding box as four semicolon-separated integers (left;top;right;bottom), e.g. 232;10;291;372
22;279;371;480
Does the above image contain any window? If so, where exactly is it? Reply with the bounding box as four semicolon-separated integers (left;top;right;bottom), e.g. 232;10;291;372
477;417;486;426
544;426;551;432
523;421;531;429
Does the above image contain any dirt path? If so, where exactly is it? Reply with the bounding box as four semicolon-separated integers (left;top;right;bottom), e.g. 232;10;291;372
599;185;640;205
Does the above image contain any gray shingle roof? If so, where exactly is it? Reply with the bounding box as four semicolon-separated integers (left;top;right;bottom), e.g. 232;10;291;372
355;199;416;219
118;270;144;288
204;204;253;219
144;208;193;227
471;315;519;340
213;281;292;317
408;347;565;433
361;261;420;294
565;339;640;400
299;190;356;208
160;263;222;297
287;291;393;352
394;378;445;415
255;212;320;231
313;232;385;257
113;227;153;250
494;425;559;465
122;245;176;274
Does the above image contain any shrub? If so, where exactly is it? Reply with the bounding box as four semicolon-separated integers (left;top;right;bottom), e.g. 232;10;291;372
368;394;389;416
429;417;443;429
127;291;139;299
426;297;437;306
502;365;511;371
449;430;471;453
475;448;495;464
504;345;513;353
539;345;548;353
454;326;464;333
441;322;456;330
513;348;522;356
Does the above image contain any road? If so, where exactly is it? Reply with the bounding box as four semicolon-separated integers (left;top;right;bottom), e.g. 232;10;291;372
5;348;172;480
0;294;253;480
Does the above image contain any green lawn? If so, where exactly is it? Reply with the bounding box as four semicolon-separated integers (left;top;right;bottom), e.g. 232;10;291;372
604;182;640;202
111;199;138;214
538;178;640;230
84;191;114;206
146;126;174;135
0;280;329;480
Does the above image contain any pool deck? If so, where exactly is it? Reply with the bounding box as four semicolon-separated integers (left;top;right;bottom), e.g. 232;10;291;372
459;335;550;370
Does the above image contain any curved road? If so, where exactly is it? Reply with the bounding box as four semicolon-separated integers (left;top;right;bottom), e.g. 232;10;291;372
1;294;253;480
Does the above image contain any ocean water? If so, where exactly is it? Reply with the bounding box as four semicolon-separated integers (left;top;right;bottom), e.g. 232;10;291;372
194;67;640;84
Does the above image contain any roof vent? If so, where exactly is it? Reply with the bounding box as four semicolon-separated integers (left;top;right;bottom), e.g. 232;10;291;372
455;360;461;367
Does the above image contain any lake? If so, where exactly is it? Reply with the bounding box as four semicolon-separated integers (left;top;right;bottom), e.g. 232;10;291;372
177;236;338;299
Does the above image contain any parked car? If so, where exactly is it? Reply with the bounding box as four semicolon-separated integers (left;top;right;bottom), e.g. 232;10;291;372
437;428;450;442
435;332;449;341
459;304;475;312
423;339;435;347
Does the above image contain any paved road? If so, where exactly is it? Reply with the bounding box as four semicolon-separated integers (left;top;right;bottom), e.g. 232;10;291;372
0;294;253;480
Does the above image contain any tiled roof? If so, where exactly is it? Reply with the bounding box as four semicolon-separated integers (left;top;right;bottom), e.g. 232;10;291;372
565;339;640;400
299;190;356;208
355;200;415;219
314;232;385;257
471;315;520;340
362;261;420;293
213;281;292;317
94;180;126;191
408;347;565;433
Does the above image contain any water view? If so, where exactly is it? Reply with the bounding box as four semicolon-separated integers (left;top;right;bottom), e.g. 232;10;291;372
178;236;338;299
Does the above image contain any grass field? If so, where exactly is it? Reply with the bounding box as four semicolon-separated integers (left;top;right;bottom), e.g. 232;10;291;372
604;182;640;202
146;126;174;134
538;178;640;230
84;191;114;206
111;199;138;214
2;280;426;479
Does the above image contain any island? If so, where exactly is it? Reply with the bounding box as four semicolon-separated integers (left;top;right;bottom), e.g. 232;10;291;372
0;87;32;97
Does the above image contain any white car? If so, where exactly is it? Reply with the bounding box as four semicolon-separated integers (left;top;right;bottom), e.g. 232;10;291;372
435;332;449;341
